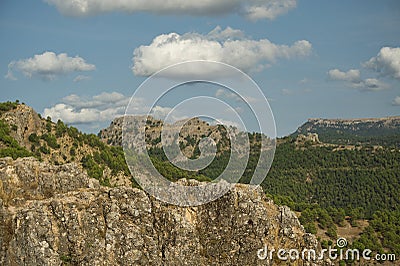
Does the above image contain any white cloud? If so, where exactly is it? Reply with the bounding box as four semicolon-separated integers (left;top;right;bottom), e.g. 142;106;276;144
149;106;174;120
327;68;389;92
327;69;361;83
132;26;312;76
44;92;180;126
393;96;400;106
207;26;245;41
45;0;296;20
73;75;91;82
93;91;126;103
353;78;389;92
43;92;130;124
5;69;16;81
364;47;400;80
244;0;296;21
6;51;95;80
212;118;242;130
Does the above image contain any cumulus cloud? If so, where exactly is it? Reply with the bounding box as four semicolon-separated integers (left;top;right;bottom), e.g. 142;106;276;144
392;96;400;106
45;0;296;20
149;106;178;121
6;51;95;80
327;68;389;92
132;26;312;76
43;91;179;126
364;47;400;80
244;0;297;21
43;92;130;124
327;69;361;83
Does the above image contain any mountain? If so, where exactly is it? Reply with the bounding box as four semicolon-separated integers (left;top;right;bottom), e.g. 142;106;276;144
99;115;252;157
1;101;400;263
293;116;400;147
0;102;331;265
0;102;132;187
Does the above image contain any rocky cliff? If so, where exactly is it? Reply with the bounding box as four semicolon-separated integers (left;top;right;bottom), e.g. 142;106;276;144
1;103;47;148
299;117;400;133
293;116;400;146
0;157;328;265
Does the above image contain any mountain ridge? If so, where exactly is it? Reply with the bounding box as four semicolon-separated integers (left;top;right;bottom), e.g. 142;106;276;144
292;115;400;147
0;101;331;265
306;115;400;123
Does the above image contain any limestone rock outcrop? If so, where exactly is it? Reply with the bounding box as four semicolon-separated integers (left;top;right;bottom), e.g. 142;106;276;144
0;157;328;265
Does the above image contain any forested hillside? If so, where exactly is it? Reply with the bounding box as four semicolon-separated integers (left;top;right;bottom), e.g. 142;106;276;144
264;139;400;256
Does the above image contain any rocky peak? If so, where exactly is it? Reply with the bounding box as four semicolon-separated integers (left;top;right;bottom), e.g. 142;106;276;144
0;103;133;187
1;104;46;147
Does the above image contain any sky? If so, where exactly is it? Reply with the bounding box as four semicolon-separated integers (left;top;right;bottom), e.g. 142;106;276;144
1;0;400;137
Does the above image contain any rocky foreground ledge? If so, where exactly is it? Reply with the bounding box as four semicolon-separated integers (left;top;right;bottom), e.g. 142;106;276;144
0;157;329;265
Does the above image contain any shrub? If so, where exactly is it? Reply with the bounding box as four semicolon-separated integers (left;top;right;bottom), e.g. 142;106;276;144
69;147;76;156
0;101;18;114
303;222;317;234
39;145;50;154
28;133;40;145
55;120;67;137
46;117;52;132
0;147;32;159
41;134;60;149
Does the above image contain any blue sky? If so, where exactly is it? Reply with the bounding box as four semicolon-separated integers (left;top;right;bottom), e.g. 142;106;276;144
1;0;399;136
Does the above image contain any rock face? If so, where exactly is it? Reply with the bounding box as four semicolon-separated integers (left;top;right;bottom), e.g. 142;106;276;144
0;157;328;265
294;116;400;138
0;157;99;206
99;116;219;150
1;104;46;148
295;133;320;146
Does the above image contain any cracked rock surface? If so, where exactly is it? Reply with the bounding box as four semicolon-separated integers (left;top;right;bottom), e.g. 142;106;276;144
0;157;328;265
